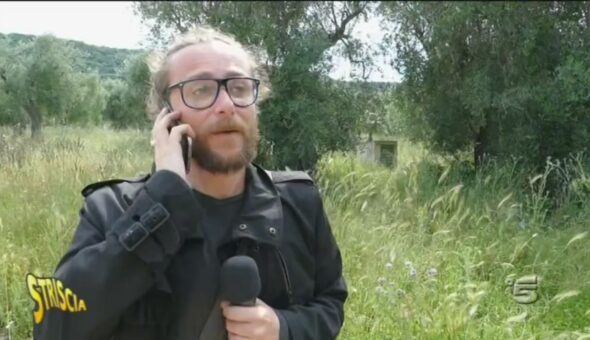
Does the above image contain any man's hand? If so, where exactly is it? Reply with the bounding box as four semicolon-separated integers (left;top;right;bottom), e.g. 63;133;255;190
151;108;196;188
221;298;280;340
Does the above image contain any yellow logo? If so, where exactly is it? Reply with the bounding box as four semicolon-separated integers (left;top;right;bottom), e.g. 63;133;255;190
26;273;87;324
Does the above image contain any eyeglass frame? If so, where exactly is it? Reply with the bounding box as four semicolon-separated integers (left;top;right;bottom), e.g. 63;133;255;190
164;77;261;110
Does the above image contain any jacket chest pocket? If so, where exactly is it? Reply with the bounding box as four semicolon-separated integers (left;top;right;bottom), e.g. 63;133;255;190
247;245;293;309
270;246;316;306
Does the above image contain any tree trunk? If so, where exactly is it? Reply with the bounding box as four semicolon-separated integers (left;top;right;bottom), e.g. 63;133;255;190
24;102;42;139
474;125;487;169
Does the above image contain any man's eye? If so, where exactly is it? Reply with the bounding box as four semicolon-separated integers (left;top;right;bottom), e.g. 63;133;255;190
192;86;212;95
230;85;249;97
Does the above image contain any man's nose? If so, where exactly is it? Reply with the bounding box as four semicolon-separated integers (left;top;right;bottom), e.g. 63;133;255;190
213;86;235;114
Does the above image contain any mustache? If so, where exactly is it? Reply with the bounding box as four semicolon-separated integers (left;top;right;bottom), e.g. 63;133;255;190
209;119;247;134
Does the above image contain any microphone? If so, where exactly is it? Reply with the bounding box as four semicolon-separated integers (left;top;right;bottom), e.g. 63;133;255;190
219;255;261;306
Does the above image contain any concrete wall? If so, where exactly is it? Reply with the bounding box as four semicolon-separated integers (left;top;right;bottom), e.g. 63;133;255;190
357;140;398;168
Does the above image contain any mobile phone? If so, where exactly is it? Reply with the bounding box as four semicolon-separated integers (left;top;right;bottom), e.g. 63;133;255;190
163;101;192;174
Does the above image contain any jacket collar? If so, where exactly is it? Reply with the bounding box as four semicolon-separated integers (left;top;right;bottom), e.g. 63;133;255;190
228;163;283;248
147;162;283;247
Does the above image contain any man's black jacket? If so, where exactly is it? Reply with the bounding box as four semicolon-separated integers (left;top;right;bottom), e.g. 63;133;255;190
32;163;347;339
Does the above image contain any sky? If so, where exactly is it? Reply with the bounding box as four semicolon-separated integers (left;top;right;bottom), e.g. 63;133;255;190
0;1;400;82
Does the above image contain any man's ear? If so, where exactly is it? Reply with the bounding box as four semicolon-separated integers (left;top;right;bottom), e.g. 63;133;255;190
163;100;173;112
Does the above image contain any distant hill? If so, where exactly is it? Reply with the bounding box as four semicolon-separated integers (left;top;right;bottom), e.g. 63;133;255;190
0;32;398;91
0;32;144;80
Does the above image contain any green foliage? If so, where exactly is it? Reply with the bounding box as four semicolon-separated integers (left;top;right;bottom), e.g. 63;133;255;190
0;35;80;136
103;52;152;129
0;33;151;133
258;69;363;170
344;81;400;140
65;72;107;126
382;2;590;171
103;79;128;128
0;41;23;126
0;34;118;135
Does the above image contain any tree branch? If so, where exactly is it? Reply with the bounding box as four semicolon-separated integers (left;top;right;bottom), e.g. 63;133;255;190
312;4;330;36
170;5;187;32
0;68;9;94
328;2;367;44
329;2;340;29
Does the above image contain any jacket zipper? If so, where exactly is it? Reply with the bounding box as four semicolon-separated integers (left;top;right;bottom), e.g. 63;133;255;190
275;249;294;305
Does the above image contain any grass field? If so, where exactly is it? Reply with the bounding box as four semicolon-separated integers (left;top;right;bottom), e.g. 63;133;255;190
1;126;589;339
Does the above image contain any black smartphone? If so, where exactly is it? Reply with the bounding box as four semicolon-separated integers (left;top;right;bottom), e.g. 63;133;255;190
163;102;192;174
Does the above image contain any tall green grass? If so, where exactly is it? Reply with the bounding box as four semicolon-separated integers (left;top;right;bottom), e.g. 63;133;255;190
0;126;151;340
316;150;590;339
1;127;589;339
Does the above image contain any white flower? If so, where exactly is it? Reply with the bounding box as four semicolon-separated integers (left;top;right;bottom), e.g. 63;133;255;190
377;277;386;286
426;267;438;278
385;262;393;270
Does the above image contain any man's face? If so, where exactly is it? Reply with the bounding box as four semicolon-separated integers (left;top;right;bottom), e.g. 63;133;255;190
166;41;259;174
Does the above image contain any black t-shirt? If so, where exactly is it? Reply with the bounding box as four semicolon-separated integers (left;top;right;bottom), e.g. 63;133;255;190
192;189;245;252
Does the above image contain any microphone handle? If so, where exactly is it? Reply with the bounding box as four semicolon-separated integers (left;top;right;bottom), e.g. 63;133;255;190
233;297;257;307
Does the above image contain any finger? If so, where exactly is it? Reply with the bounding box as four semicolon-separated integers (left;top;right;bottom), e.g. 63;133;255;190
152;110;182;143
154;107;169;123
222;304;260;323
225;319;253;337
169;124;196;143
227;332;248;340
152;108;174;139
155;110;181;132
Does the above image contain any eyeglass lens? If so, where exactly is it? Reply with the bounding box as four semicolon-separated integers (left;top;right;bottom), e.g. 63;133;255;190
182;78;257;109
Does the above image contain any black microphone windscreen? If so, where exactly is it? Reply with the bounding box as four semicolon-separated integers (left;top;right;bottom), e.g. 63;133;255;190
219;255;261;306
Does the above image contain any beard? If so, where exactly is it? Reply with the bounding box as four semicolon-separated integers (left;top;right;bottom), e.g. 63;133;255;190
190;117;259;174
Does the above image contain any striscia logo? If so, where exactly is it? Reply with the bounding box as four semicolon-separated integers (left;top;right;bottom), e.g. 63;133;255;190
26;273;87;324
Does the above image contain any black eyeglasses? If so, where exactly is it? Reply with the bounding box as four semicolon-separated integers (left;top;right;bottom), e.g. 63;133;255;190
165;77;260;110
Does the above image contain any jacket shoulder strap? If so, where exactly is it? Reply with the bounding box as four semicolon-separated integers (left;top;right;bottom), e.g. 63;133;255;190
265;170;314;185
81;173;150;197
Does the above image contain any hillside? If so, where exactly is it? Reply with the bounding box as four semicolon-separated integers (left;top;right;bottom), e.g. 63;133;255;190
0;32;398;91
0;32;144;79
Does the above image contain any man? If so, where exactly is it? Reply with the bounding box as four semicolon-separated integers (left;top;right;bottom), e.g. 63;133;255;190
32;26;347;340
